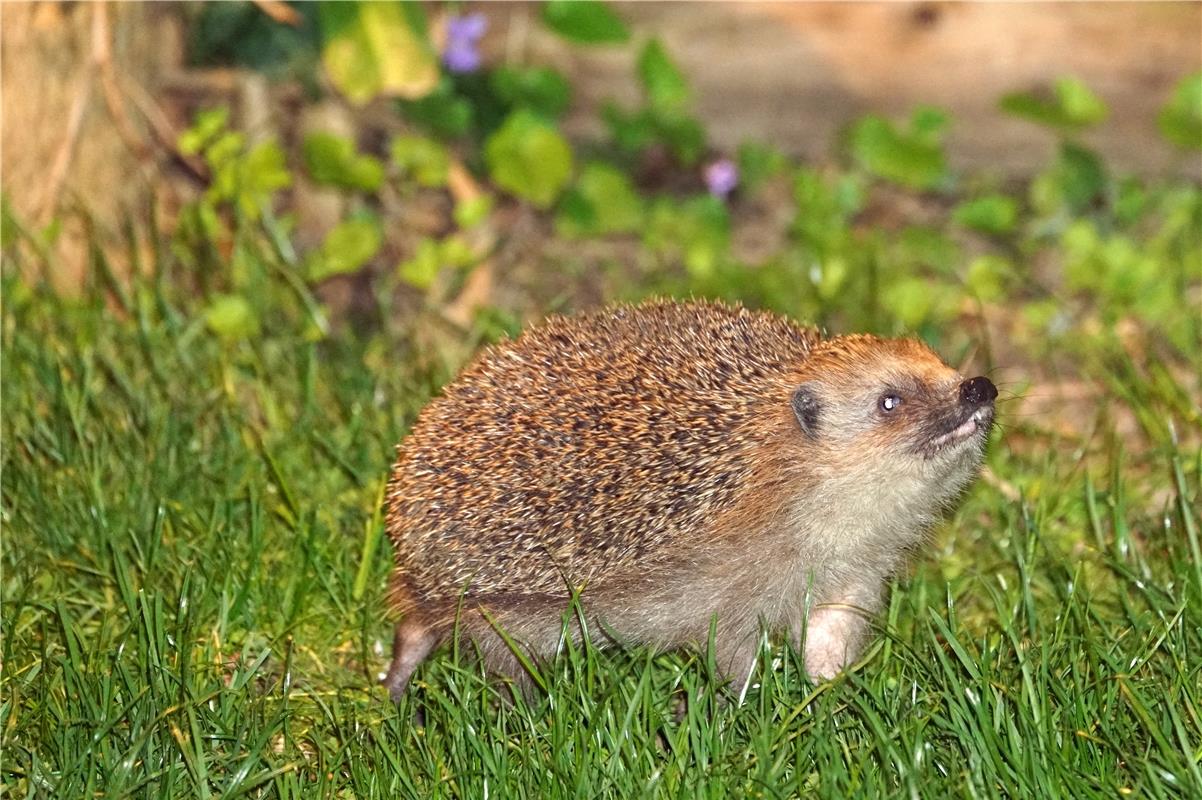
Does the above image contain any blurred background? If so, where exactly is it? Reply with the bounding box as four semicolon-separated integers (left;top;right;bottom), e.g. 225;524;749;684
3;0;1200;440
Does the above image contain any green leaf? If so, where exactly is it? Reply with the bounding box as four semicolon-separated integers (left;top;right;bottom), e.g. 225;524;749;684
1029;139;1111;216
484;110;573;208
644;195;730;278
398;238;441;289
302;133;384;191
1061;219;1163;306
1114;177;1148;223
953;194;1019;235
881;277;958;328
235;140;292;219
181;110;292;222
1053;142;1108;213
1056;78;1108;126
657;113;706;166
602;103;658;155
736;142;788;192
399;78;474;138
491;66;572;119
542;0;629;44
813;256;850;301
390;135;450;187
192;2;321;80
307;217;382;282
1000;77;1108;130
204;294;258;341
850;114;947;190
556;162;644;236
178;108;230;156
601;42;703;164
397;236;477;289
791;169;862;260
895;226;961;274
638;39;689;114
965;255;1015;302
205;131;245;175
439;237;477;269
909;106;950;143
454;194;495;229
318;1;438;105
1158;72;1202;150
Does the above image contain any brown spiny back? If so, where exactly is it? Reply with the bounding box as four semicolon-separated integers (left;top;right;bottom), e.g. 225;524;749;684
385;299;822;598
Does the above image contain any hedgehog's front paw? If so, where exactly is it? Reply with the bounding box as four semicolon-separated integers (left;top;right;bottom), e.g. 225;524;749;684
800;605;865;681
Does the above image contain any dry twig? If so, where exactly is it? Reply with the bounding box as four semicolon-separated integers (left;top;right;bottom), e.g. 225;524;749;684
116;73;209;183
442;161;497;329
93;3;152;162
39;37;93;225
253;0;302;27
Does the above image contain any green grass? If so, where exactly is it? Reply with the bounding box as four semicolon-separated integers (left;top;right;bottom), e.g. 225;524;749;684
2;262;1200;798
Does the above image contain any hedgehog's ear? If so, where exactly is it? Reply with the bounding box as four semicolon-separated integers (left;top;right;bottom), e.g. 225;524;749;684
791;382;821;437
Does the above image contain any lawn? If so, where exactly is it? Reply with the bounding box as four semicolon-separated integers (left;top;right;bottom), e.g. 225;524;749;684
3;216;1200;797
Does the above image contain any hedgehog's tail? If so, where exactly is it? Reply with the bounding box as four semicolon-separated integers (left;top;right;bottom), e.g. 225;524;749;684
382;616;436;701
382;578;438;700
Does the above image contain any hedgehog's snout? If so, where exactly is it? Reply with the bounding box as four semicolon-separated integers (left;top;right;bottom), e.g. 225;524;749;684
959;376;997;408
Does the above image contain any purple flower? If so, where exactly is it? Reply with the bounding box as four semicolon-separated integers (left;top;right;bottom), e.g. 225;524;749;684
703;158;739;198
443;13;487;74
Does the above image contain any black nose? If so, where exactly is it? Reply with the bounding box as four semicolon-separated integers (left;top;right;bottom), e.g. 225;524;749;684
960;376;998;407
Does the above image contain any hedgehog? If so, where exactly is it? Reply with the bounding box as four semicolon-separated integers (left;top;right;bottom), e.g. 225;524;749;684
382;299;996;699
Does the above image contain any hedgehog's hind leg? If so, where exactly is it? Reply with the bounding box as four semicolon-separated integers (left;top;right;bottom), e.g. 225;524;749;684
383;618;436;701
468;603;561;701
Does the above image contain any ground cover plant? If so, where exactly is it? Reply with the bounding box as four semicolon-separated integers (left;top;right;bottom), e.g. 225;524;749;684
3;3;1202;797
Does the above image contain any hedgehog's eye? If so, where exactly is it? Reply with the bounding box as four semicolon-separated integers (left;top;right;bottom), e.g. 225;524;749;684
879;393;903;413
